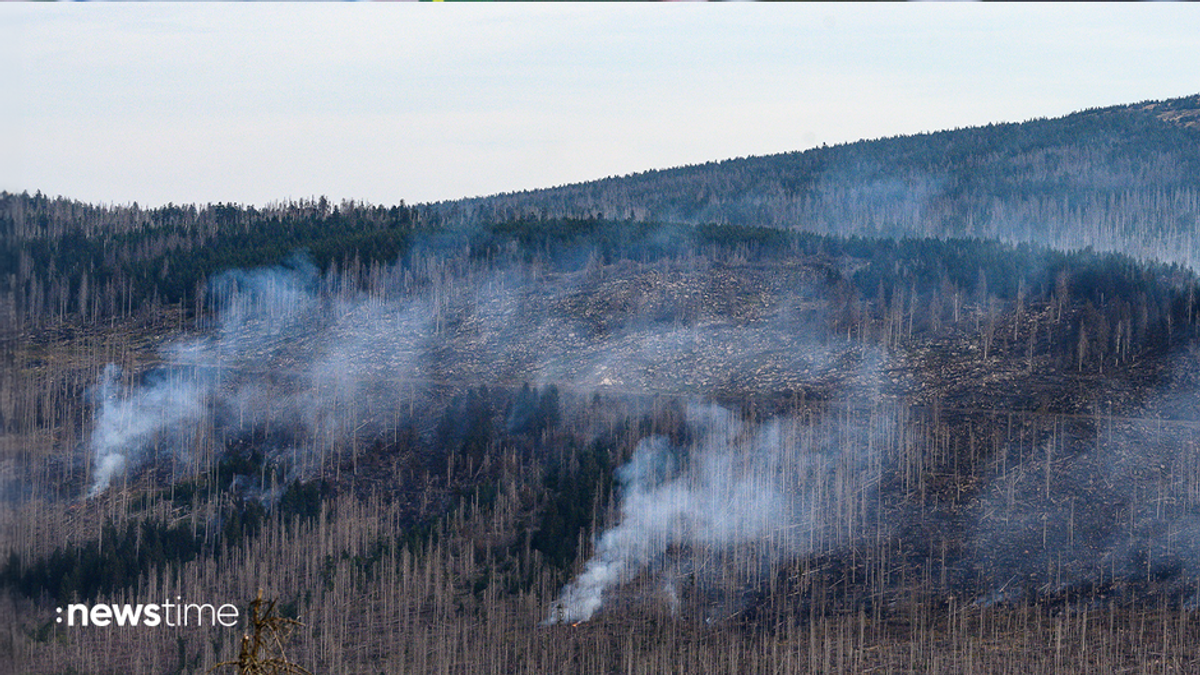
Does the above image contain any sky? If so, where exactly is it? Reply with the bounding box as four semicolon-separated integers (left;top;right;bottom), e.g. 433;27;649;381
2;4;1198;210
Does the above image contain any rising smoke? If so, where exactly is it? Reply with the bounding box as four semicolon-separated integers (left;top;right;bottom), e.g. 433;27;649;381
82;250;909;621
87;363;208;497
86;258;434;497
80;234;1200;621
546;400;896;624
83;250;854;499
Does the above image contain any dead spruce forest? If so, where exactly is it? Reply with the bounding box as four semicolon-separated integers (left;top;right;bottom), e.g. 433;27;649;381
6;95;1200;673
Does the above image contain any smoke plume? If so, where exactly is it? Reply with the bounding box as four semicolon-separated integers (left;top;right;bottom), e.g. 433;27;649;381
546;401;894;624
85;258;432;497
83;249;861;499
87;363;208;497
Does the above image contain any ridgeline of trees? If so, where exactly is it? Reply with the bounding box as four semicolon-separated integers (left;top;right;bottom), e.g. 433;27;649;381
0;193;418;327
428;94;1200;268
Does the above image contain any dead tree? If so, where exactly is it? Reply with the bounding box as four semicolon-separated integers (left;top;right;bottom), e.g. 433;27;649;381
209;589;311;675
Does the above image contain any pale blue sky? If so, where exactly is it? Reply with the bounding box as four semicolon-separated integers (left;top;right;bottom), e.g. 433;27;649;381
2;4;1198;209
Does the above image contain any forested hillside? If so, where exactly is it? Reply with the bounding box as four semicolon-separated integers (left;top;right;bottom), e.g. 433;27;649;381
429;94;1200;268
0;193;418;329
6;95;1200;673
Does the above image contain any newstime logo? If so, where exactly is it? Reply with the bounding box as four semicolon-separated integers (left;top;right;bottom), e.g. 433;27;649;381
56;598;239;627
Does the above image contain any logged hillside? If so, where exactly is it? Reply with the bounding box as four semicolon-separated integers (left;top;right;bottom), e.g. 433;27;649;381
8;96;1200;673
429;94;1200;269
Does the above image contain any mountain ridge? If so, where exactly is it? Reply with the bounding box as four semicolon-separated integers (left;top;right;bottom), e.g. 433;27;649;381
427;93;1200;268
436;92;1200;200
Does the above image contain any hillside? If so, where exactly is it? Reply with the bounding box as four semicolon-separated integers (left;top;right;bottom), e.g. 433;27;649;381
6;95;1200;673
429;94;1200;268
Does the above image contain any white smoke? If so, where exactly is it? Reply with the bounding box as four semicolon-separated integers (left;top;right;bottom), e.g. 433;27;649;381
82;251;881;510
84;259;433;498
545;402;890;624
87;363;208;497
